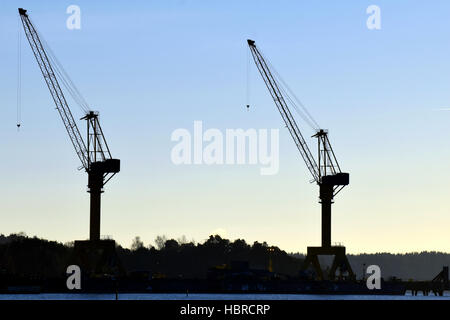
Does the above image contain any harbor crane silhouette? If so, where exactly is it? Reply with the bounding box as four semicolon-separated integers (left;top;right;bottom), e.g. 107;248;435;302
18;8;120;243
247;39;354;280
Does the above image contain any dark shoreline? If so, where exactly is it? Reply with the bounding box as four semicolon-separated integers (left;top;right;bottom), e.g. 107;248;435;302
1;278;409;295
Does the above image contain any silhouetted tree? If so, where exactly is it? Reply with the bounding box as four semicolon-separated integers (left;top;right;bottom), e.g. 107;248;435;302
155;235;167;250
131;236;144;251
164;239;179;251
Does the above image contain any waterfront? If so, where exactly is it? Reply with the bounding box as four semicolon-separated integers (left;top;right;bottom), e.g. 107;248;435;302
0;292;449;300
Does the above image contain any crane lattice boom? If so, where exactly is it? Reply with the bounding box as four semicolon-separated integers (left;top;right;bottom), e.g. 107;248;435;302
19;8;89;169
247;40;321;183
247;39;347;191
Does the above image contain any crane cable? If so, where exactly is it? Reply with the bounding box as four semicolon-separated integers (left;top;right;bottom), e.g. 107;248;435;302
260;50;320;131
31;17;90;115
42;37;90;114
246;45;250;110
17;15;22;130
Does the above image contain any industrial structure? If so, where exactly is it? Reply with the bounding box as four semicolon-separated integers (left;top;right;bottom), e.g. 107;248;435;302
247;39;353;280
18;8;120;245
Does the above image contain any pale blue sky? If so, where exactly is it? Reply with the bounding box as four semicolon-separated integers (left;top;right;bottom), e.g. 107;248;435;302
1;1;450;253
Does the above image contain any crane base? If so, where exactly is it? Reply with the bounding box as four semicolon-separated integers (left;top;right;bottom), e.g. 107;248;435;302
302;246;355;281
71;240;124;277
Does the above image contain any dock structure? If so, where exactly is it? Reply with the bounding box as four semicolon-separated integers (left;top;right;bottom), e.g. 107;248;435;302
405;266;449;296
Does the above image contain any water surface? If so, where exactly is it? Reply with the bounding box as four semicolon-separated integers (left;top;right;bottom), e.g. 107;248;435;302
0;292;449;300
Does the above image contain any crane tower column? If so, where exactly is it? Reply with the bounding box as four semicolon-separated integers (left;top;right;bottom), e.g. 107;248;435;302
83;111;120;242
88;172;102;241
320;184;333;248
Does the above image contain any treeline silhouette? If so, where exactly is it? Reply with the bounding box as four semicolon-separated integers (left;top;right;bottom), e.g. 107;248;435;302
0;233;448;280
292;253;450;281
348;253;450;280
120;235;303;278
0;234;302;279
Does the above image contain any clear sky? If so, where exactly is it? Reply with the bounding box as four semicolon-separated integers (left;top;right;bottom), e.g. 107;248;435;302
1;0;450;253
